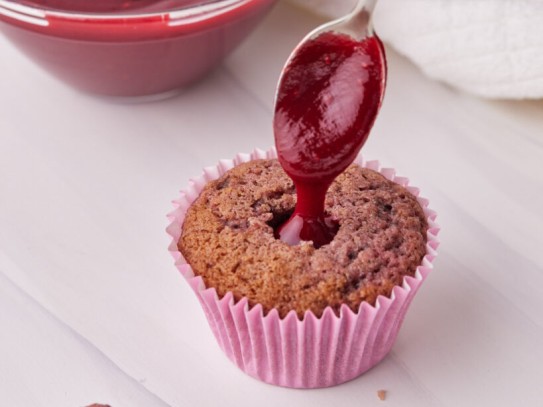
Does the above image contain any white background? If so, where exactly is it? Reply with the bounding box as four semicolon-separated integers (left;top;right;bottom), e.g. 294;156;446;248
1;2;542;406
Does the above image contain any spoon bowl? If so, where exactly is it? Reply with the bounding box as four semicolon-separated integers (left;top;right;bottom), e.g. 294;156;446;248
275;0;382;100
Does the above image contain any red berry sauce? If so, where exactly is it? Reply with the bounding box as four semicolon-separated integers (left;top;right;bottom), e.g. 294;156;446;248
274;31;386;248
16;0;200;14
0;0;276;96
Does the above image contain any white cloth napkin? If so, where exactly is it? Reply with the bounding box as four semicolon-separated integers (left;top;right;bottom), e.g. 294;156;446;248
289;0;543;99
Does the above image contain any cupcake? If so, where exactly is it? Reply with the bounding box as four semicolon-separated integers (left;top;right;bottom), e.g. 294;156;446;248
169;18;438;388
167;148;439;388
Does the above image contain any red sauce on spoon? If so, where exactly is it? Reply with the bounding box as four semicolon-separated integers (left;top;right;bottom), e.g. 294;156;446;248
274;31;386;248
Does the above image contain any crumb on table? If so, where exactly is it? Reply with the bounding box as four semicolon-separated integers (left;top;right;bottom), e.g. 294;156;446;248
377;390;387;401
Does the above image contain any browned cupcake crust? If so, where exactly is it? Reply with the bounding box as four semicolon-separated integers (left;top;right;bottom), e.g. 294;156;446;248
179;159;428;318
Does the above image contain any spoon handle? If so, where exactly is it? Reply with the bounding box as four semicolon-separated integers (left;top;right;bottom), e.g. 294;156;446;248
347;0;378;36
352;0;378;15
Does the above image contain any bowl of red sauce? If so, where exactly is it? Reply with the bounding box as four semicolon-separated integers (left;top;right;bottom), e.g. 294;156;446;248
0;0;276;98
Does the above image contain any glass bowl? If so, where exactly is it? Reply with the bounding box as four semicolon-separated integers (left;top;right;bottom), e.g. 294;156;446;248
0;0;277;98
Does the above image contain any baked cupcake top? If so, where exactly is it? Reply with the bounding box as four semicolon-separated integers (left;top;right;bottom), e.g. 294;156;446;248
179;159;428;318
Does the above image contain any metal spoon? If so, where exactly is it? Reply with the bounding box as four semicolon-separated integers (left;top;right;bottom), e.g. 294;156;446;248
272;0;386;247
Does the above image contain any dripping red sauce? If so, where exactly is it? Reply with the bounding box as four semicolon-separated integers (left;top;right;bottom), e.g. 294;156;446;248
274;31;386;248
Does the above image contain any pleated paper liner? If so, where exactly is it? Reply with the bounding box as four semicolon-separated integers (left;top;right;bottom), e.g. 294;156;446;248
167;147;439;388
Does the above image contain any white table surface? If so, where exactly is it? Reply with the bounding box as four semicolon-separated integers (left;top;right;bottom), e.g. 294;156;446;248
1;2;543;406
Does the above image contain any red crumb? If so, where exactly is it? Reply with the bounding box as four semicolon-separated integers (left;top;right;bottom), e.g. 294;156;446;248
377;390;387;401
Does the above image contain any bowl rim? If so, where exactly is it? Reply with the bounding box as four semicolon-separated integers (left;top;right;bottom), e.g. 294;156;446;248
0;0;262;27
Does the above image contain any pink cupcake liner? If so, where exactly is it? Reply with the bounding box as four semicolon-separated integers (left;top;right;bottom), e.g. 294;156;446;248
167;147;440;388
